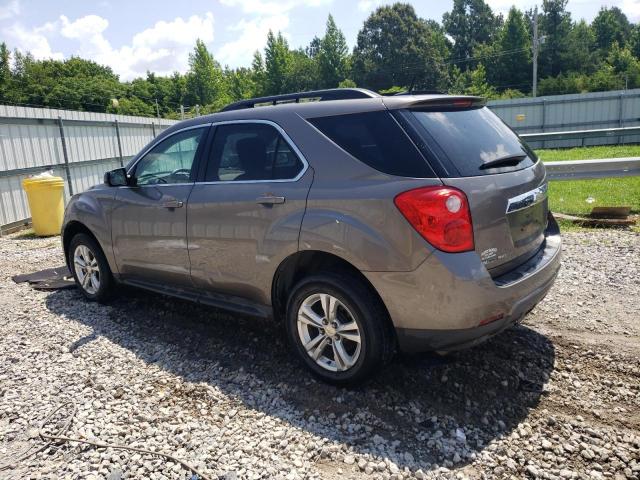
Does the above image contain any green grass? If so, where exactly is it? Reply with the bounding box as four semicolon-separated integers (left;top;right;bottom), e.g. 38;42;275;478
534;144;640;162
533;144;640;232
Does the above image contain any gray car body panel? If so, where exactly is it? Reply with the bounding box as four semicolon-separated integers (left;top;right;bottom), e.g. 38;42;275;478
62;93;561;353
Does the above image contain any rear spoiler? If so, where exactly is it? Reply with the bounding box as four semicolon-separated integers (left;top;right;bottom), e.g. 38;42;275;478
382;95;486;111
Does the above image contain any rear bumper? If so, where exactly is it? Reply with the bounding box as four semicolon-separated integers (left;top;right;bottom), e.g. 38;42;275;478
364;213;562;353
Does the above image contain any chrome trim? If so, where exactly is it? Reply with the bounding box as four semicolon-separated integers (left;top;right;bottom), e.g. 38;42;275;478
125;119;310;185
196;119;310;185
506;183;548;214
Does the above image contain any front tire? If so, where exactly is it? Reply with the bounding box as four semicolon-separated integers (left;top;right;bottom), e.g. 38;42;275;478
68;233;115;302
285;272;394;386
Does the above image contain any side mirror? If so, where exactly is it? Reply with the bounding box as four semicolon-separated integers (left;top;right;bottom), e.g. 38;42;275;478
104;168;129;187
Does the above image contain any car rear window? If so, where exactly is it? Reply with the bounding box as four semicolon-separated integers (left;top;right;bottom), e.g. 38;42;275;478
407;107;537;177
308;111;435;178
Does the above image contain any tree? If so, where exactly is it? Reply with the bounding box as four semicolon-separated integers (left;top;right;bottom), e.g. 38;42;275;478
562;20;598;74
627;24;640;59
264;31;291;95
251;50;267;97
592;7;632;52
539;0;572;78
450;63;496;97
186;39;223;106
285;49;318;92
352;3;449;91
0;43;11;98
443;0;501;68
499;7;531;89
316;15;350;88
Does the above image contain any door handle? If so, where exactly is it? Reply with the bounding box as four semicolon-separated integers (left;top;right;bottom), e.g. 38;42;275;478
256;195;285;205
162;199;184;208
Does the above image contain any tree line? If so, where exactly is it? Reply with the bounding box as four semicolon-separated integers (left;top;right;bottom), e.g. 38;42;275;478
1;1;639;118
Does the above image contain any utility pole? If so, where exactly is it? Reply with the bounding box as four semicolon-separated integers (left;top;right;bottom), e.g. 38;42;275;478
155;98;160;119
532;7;539;98
180;105;185;120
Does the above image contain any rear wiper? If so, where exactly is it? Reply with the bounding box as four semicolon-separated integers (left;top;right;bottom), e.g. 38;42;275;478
479;154;527;170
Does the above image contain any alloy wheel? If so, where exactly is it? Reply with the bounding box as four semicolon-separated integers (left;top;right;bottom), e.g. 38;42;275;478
73;244;100;295
296;293;362;372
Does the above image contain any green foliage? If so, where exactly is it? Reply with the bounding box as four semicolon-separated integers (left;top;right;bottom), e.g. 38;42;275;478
316;15;349;88
562;20;598;74
450;64;496;97
264;31;290;95
539;0;572;78
352;3;449;91
338;78;356;88
442;0;501;68
0;4;639;118
186;39;224;106
592;6;632;52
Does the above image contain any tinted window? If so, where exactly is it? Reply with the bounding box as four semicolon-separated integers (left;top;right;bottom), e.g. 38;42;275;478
308;111;435;178
409;107;536;177
134;127;205;185
205;123;304;181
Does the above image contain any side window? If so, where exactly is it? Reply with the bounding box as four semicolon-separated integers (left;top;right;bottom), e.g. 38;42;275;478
134;127;205;185
308;111;435;178
204;123;304;182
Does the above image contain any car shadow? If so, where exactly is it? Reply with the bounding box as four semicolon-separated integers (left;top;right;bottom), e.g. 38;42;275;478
44;286;555;473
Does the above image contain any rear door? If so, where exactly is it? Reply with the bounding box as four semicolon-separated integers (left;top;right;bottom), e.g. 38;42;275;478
397;105;548;274
187;121;312;308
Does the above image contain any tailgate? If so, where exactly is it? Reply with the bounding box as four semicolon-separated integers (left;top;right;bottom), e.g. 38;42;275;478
443;161;548;273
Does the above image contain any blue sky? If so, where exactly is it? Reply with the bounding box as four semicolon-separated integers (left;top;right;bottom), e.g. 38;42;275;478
0;0;638;80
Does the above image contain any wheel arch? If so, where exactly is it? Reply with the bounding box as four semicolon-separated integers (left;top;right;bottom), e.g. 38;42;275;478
62;221;105;269
271;250;395;334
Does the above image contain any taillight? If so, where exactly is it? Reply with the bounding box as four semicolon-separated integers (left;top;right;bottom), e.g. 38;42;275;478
394;186;474;253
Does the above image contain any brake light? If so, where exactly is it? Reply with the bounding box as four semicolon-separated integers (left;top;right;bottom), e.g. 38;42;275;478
394;186;474;253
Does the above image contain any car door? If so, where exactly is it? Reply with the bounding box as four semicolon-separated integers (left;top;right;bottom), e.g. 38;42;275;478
111;125;210;290
188;120;312;310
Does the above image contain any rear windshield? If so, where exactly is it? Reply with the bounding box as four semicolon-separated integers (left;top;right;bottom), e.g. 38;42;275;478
308;111;435;178
408;107;537;177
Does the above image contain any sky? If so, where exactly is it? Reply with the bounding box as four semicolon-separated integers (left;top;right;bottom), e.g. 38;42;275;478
1;0;639;81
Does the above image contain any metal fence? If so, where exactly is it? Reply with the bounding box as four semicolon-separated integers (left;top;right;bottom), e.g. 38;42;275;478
0;105;176;229
3;89;640;230
488;88;640;149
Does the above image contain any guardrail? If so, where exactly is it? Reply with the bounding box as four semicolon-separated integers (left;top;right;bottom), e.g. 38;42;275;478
544;157;640;180
521;126;640;143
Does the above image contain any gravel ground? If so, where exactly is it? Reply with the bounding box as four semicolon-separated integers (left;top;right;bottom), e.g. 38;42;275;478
0;230;638;480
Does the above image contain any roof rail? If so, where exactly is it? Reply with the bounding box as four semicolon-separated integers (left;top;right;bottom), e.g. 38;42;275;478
220;88;380;112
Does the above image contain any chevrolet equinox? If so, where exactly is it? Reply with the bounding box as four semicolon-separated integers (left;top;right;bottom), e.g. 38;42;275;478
62;88;562;385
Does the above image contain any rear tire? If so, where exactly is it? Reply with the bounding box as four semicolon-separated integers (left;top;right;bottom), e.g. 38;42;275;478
285;272;394;386
68;233;115;303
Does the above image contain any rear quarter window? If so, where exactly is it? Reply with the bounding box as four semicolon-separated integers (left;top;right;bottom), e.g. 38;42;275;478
308;111;435;178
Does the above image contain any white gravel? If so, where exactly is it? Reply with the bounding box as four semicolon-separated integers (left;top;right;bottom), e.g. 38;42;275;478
0;230;638;480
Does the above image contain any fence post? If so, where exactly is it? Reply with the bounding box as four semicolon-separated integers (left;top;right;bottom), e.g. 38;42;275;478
540;99;546;150
151;121;156;138
114;119;124;167
57;116;74;196
618;92;624;145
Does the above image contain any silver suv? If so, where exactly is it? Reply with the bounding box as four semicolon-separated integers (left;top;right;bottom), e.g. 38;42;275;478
62;88;561;385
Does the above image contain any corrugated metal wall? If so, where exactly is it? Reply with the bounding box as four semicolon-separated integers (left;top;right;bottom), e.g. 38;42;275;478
488;89;640;149
0;105;176;229
3;89;640;229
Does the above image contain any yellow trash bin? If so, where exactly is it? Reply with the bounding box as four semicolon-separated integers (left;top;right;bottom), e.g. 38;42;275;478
22;174;65;236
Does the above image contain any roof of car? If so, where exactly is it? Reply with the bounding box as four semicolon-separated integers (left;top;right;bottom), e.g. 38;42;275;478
163;89;484;134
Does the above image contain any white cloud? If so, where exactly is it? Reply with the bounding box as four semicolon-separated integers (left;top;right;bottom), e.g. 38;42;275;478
357;0;386;12
217;14;290;67
621;0;640;21
220;0;332;15
0;0;20;20
4;21;63;60
55;12;215;80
